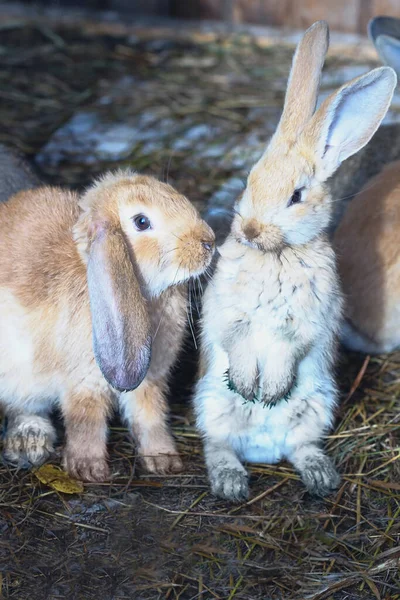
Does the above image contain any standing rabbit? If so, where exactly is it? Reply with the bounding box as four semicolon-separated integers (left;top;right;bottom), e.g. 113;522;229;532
0;169;215;481
333;16;400;354
194;21;396;501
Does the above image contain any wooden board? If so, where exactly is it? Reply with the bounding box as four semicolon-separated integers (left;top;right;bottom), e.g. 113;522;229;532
174;0;400;35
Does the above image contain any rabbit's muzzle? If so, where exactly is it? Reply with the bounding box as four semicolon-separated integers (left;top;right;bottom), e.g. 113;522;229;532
238;219;284;253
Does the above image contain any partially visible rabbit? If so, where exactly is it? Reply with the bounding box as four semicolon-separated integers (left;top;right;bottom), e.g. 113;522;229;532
0;144;40;202
332;16;400;353
334;159;400;353
0;169;215;481
369;15;400;74
194;21;396;502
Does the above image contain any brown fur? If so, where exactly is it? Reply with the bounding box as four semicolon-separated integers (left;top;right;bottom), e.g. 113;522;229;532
334;160;400;351
62;384;112;481
279;21;329;141
127;380;182;474
0;187;84;309
0;169;214;481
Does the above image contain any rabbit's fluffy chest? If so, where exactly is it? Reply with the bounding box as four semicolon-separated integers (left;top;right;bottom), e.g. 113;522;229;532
215;240;333;343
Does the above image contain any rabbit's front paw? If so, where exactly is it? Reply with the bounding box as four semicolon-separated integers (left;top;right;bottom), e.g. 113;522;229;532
226;368;259;403
3;415;56;468
260;374;295;406
210;465;249;502
141;450;183;474
139;433;183;474
63;451;110;482
299;454;340;496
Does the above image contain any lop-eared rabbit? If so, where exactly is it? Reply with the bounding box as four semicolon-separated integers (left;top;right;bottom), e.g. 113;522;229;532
0;162;215;481
194;21;396;501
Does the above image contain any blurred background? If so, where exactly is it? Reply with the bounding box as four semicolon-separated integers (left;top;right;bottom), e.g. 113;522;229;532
1;0;400;220
14;0;400;34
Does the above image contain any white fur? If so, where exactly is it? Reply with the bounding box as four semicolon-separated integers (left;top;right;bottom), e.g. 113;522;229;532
3;414;57;467
195;237;342;500
318;67;397;174
194;23;395;502
0;291;61;414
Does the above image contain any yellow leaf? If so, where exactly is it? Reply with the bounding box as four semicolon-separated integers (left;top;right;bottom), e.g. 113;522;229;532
34;464;84;494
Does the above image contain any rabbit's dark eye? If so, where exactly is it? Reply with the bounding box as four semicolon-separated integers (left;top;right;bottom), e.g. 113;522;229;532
287;189;302;207
133;214;151;231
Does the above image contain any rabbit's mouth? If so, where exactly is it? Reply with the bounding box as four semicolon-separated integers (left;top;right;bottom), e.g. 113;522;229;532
145;237;215;296
235;221;284;254
238;238;284;254
173;228;215;273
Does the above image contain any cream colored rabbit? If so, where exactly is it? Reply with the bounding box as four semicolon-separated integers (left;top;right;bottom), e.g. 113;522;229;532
333;16;400;354
0;169;215;481
194;21;396;501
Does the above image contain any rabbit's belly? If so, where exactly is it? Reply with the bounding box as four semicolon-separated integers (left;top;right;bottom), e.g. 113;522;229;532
0;292;60;410
231;427;286;464
0;378;59;413
228;399;294;464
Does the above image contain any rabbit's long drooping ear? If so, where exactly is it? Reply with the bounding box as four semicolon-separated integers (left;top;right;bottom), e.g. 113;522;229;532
305;66;397;179
277;20;329;141
87;225;151;392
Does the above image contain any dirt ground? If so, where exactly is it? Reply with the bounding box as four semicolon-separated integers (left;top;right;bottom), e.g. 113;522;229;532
0;8;399;600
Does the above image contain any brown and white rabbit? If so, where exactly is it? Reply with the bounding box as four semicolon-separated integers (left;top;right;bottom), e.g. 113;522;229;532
194;21;396;502
0;169;215;481
332;16;400;354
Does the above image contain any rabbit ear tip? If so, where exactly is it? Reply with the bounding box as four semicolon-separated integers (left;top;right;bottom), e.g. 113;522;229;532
99;346;152;392
307;20;329;35
303;21;329;52
314;20;328;29
372;65;397;87
384;65;398;82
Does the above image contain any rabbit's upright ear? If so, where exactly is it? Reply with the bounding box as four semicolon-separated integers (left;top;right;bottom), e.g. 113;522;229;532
304;66;397;179
369;16;400;78
87;224;151;392
277;21;329;141
376;35;400;80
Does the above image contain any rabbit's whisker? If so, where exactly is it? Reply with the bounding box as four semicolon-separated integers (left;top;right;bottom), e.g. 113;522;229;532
186;286;198;350
327;177;382;204
165;153;174;185
171;232;185;243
